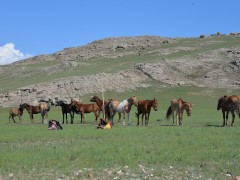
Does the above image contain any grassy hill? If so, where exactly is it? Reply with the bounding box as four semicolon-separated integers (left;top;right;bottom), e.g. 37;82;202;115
0;34;240;108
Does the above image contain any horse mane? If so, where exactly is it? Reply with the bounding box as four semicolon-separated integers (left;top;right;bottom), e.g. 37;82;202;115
178;98;187;104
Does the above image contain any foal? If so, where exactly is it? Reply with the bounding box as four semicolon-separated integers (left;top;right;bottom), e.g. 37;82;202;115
9;107;23;123
166;98;192;125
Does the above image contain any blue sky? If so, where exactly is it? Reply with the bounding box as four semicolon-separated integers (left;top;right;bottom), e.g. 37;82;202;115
0;0;240;64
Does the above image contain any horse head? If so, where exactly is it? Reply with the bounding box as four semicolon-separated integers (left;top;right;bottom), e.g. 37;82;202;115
185;103;192;116
128;96;138;106
152;98;158;111
90;96;98;102
19;103;27;109
217;95;227;111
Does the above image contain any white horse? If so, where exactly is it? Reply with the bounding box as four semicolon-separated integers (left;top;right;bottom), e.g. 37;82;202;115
108;96;138;125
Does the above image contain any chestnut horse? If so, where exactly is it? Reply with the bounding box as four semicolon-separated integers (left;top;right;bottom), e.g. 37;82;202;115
217;95;240;126
20;103;50;123
55;100;75;124
166;98;192;126
90;95;121;121
109;96;138;125
70;101;100;124
9;107;23;123
136;98;158;126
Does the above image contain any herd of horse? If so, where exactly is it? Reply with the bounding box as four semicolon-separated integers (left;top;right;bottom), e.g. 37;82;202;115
8;94;240;127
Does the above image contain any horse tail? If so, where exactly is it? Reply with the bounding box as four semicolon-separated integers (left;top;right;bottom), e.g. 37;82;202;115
166;106;172;120
135;112;139;118
237;101;240;119
105;102;111;120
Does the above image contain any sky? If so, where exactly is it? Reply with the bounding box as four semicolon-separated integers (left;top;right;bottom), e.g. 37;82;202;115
0;0;240;65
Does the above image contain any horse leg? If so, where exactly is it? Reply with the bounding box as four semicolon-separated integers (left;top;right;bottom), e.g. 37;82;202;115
81;112;85;124
18;115;22;123
144;113;147;125
222;110;226;126
231;111;235;126
70;111;74;124
136;113;140;126
226;111;229;126
141;113;144;125
30;113;34;123
62;112;65;124
147;112;150;125
122;113;126;126
118;113;121;123
172;112;175;125
12;116;16;123
127;112;130;125
179;112;183;125
66;113;68;124
94;111;98;122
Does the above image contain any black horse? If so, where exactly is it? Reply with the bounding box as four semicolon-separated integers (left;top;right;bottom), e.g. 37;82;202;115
55;101;77;124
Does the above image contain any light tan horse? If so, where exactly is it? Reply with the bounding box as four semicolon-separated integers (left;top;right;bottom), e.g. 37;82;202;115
9;107;23;123
40;102;50;123
109;96;138;126
166;98;192;125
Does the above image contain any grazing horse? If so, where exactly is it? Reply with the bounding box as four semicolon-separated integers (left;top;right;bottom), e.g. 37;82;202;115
217;95;240;126
166;98;192;126
20;103;50;123
136;98;158;126
90;96;121;121
55;101;75;124
109;96;138;125
9;107;23;123
70;101;100;124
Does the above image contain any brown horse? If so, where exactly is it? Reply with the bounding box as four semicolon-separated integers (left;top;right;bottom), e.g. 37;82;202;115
20;103;50;123
166;98;192;126
217;95;240;126
136;98;158;126
90;96;121;121
9;107;23;123
109;96;138;125
70;101;100;124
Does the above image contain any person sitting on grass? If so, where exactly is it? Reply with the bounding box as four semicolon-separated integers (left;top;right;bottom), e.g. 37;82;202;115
48;120;63;130
97;118;112;129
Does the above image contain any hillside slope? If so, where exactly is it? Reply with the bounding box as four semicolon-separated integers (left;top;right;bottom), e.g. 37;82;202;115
0;35;240;107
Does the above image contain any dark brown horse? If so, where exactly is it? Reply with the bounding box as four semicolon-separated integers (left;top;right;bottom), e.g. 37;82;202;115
20;103;50;123
55;100;75;124
217;95;240;126
70;101;100;124
166;98;192;126
136;98;158;126
9;107;23;123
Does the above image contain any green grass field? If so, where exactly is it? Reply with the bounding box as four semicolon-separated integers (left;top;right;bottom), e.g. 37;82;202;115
1;86;240;179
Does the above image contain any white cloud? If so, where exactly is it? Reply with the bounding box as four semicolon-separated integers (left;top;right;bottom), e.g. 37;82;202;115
0;43;32;65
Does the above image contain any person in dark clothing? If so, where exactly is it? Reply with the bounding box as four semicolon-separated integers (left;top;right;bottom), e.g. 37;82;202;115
48;119;63;130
